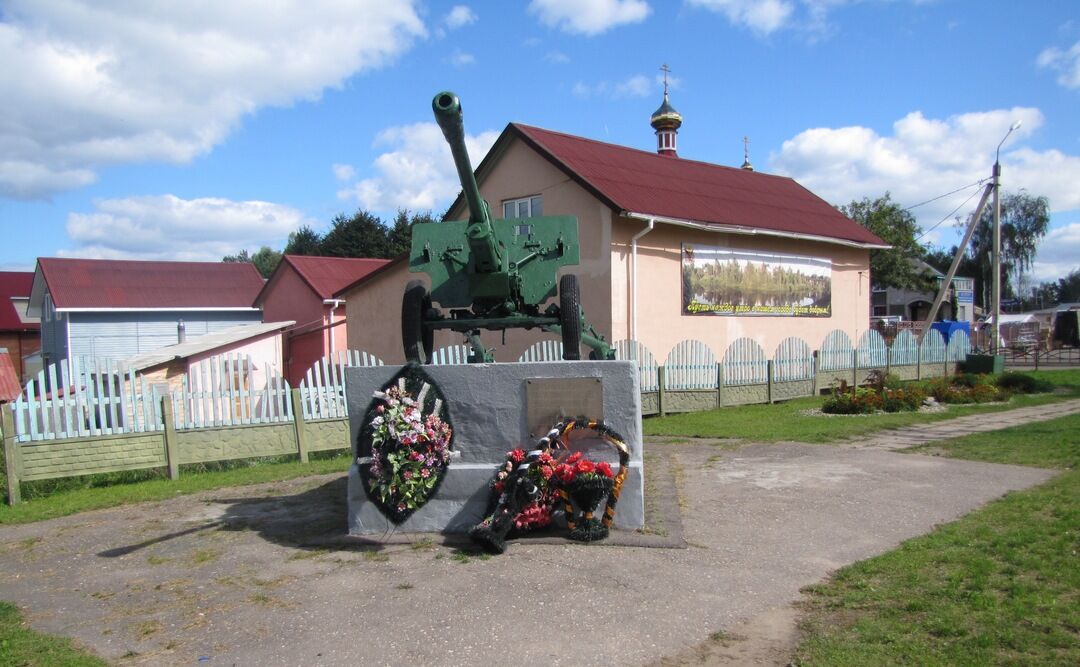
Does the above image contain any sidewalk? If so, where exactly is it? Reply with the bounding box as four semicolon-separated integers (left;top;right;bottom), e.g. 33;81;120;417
849;398;1080;451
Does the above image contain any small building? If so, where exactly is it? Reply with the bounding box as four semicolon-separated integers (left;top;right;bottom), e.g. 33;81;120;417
870;260;975;324
0;271;40;384
27;258;265;368
0;349;22;403
122;321;294;396
338;89;887;364
254;255;389;386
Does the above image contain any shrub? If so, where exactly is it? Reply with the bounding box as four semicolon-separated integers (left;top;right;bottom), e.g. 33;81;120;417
996;372;1052;394
823;387;882;414
952;373;994;389
881;386;926;413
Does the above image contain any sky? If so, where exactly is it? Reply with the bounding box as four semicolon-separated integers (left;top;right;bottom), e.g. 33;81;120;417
1;0;1078;288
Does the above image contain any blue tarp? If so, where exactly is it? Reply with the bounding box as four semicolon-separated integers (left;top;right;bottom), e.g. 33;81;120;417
930;320;970;343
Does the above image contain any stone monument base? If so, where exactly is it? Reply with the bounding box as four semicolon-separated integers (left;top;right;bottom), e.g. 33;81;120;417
346;361;644;535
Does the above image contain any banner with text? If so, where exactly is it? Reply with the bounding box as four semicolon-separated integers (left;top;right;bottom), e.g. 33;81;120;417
682;244;832;317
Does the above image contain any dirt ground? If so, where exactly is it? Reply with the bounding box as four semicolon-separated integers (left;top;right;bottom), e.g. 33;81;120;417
0;437;1056;666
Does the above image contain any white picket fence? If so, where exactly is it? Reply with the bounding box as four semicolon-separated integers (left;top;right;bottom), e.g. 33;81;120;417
6;328;969;442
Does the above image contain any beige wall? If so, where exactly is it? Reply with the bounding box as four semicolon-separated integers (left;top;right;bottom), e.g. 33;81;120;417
342;135;872;365
610;219;872;362
344;137;615;363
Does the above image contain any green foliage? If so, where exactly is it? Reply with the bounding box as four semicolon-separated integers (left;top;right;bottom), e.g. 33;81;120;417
222;245;282;278
822;387;882;414
838;193;933;291
796;414;1080;666
919;375;1008;404
281;208;432;259
0;600;109;666
995;372;1053;394
283;224;322;255
1052;268;1080;303
970;190;1051;300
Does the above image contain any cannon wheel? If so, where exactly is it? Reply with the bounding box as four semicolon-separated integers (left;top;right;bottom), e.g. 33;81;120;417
402;280;435;363
559;274;582;360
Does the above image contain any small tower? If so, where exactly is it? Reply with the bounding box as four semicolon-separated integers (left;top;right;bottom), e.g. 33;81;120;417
741;136;754;171
650;64;682;157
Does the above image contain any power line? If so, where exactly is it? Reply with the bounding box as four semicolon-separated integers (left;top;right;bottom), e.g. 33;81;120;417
916;183;987;243
904;178;988;212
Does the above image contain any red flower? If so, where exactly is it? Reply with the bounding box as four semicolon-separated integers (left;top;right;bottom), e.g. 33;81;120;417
538;451;553;464
596;461;614;478
539;465;554;480
508;449;526;464
555;463;575;483
575;459;595;475
567;452;583;464
493;481;505;494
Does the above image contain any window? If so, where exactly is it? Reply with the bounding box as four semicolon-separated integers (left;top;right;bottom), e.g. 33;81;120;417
502;195;542;219
872;305;888;316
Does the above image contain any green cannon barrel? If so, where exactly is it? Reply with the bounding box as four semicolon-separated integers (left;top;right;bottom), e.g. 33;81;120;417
432;91;503;274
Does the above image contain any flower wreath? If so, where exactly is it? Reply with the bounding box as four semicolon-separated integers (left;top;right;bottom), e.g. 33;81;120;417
357;365;453;524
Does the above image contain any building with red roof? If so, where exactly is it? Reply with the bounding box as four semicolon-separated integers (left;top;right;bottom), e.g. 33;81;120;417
338;91;887;363
254;255;389;384
0;271;41;385
28;258;265;367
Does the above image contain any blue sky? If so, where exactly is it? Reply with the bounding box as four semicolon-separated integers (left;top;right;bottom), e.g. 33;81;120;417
2;0;1078;287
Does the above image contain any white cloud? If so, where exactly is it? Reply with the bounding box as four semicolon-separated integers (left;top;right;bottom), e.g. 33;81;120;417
528;0;651;36
0;1;426;200
687;0;795;34
1030;223;1080;284
545;50;571;64
573;73;658;99
62;195;313;261
771;107;1080;282
1037;41;1080;89
336;123;500;214
771;107;1080;216
445;6;478;30
449;50;477;67
332;163;356;182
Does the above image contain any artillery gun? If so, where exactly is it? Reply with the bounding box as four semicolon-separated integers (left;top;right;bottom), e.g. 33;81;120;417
402;91;614;364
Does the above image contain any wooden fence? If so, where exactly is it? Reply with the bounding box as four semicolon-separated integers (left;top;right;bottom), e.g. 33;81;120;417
4;328;972;504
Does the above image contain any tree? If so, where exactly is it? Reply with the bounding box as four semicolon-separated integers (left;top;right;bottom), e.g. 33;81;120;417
838;193;933;291
1055;268;1080;303
283;225;322;256
319;210;393;258
222;246;281;278
970;191;1050;305
387;209;437;257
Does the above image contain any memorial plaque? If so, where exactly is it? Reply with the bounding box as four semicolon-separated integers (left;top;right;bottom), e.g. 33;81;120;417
526;377;603;435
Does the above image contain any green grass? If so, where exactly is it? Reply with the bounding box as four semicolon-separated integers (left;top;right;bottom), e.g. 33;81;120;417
0;601;108;666
793;412;1080;666
0;450;351;525
644;369;1080;442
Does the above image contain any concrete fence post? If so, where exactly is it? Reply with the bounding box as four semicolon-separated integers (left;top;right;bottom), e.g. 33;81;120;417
716;363;724;408
657;366;666;417
161;396;180;481
290;388;310;464
852;349;859;386
3;405;20;505
766;360;774;404
812;350;819;396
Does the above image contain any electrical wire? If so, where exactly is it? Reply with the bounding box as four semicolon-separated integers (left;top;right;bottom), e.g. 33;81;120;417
904;178;988;212
916;182;988;242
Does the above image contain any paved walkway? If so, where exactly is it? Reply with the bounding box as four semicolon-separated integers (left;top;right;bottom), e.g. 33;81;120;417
0;400;1075;666
850;398;1080;450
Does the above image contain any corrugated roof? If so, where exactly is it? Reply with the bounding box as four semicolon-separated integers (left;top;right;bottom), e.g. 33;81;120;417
0;349;20;402
37;258;265;310
122;321;295;372
274;255;391;301
503;123;886;248
0;271;38;331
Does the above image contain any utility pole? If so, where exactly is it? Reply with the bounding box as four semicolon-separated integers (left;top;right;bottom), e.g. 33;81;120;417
991;121;1021;354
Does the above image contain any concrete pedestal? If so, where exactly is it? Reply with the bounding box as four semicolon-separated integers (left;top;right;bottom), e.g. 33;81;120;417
347;361;644;534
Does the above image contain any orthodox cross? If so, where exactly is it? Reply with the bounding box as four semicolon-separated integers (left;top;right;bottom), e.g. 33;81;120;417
660;63;671;96
743;136;751;163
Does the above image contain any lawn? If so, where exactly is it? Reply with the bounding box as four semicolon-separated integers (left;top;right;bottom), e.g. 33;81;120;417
0;601;108;667
792;412;1080;665
0;451;352;525
643;369;1080;442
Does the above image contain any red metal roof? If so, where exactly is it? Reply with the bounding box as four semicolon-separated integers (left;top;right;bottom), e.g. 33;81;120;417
37;258;265;310
279;255;391;300
0;350;20;402
0;271;37;331
508;124;887;247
